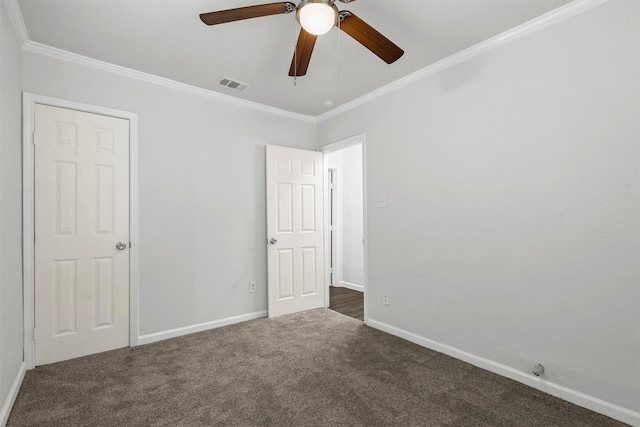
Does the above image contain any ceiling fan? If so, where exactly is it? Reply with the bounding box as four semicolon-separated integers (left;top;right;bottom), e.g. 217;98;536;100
200;0;404;77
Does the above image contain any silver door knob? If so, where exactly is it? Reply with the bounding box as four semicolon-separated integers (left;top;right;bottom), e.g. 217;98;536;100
116;241;127;250
269;238;277;245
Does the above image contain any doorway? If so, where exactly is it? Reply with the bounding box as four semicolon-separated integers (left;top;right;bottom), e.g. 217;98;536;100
322;135;366;322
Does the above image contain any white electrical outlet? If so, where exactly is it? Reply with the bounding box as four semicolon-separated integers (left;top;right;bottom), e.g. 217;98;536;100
378;195;387;208
382;293;389;305
249;281;257;293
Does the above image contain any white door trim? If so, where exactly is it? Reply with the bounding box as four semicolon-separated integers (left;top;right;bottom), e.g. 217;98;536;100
327;168;338;288
320;133;368;323
22;92;140;369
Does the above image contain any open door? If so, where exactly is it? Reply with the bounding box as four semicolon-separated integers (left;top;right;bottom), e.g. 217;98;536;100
266;145;324;317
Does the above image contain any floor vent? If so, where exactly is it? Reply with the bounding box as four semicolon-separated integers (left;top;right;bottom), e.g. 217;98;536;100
218;77;251;92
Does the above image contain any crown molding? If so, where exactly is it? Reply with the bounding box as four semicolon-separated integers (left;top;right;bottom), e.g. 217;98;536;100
8;0;314;122
22;41;317;123
317;0;611;122
5;0;29;47
11;0;609;124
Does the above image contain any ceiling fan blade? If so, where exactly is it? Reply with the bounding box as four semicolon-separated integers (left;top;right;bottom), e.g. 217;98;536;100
200;2;296;26
338;11;404;64
289;29;318;77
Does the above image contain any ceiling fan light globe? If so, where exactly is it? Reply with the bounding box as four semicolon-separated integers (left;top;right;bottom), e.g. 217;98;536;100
297;2;338;36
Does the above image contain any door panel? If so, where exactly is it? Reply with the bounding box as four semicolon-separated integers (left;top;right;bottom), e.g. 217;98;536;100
34;104;130;365
53;259;77;336
267;145;324;317
95;165;115;234
301;247;317;295
93;257;115;328
300;185;316;232
276;183;293;233
55;161;78;236
277;248;294;299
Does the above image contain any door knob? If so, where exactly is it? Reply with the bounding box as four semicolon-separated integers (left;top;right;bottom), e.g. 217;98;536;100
269;238;277;245
116;241;127;250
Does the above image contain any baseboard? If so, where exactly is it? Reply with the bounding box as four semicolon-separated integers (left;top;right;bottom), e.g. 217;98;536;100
138;311;268;345
337;281;364;292
0;362;26;427
367;319;640;427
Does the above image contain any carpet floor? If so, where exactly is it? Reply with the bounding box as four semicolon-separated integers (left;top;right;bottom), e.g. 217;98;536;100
8;309;627;426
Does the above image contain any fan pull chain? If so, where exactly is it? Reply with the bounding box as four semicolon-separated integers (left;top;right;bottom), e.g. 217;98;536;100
337;17;341;78
293;19;297;87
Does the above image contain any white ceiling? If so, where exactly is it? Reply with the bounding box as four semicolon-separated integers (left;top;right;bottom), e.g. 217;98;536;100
17;0;571;116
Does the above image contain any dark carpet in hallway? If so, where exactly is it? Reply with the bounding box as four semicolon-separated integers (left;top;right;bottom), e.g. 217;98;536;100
8;309;626;426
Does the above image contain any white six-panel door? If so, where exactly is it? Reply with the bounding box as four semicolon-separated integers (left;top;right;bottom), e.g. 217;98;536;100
266;145;324;317
34;104;130;365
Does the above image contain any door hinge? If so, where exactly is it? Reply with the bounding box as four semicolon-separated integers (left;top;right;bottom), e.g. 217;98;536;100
33;327;36;341
32;131;35;145
129;241;132;248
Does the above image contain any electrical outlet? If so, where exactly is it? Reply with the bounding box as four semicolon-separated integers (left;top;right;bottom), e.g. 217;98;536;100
249;281;257;293
532;364;545;377
382;293;389;305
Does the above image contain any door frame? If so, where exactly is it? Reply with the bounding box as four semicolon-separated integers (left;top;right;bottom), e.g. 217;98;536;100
321;133;368;323
22;93;140;369
327;168;337;287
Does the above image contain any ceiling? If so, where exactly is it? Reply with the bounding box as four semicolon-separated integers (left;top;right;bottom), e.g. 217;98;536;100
17;0;571;117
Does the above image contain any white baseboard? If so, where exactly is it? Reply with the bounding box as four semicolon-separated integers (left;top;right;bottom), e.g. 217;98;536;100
1;362;26;427
337;281;364;292
367;319;640;427
138;311;268;345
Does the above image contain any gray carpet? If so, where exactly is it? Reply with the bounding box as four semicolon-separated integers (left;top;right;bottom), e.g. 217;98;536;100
8;309;627;426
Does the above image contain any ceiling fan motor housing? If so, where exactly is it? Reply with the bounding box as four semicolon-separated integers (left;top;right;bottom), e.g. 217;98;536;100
296;0;339;36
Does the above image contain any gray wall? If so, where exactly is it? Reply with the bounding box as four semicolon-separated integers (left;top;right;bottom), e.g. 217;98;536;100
0;0;24;418
317;0;639;412
4;0;639;420
21;51;316;336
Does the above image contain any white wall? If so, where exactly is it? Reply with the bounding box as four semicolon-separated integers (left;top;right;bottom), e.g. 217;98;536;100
317;0;639;415
327;144;364;289
0;0;24;419
21;51;316;336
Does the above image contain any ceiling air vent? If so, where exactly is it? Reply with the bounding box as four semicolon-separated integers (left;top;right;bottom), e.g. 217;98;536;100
218;76;251;92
